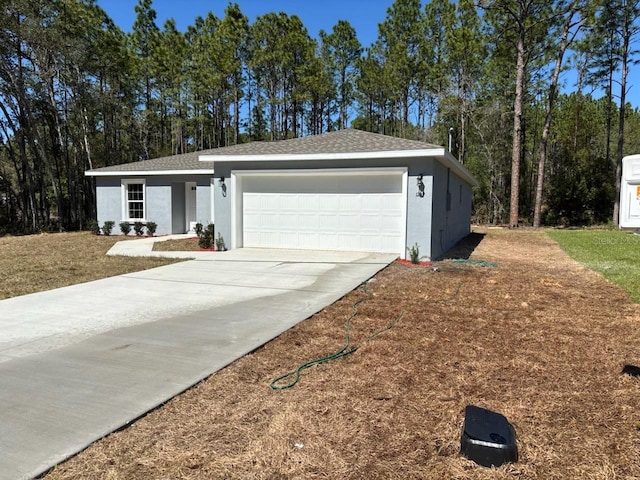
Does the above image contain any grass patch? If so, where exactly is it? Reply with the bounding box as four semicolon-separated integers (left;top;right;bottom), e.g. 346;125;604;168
152;237;200;251
547;228;640;302
0;232;182;300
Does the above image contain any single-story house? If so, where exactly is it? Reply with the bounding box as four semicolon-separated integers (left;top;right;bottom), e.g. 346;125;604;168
85;129;477;260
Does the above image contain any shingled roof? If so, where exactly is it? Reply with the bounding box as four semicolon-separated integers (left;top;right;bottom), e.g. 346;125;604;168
86;129;445;176
85;148;217;175
201;128;442;157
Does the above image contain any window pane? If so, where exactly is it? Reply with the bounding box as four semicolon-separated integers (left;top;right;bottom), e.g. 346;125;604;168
129;202;144;218
128;184;143;201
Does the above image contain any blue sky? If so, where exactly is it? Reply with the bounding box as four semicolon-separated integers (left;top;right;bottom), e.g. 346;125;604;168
96;0;390;47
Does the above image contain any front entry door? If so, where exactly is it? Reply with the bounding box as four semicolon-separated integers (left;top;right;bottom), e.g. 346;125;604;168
185;182;197;232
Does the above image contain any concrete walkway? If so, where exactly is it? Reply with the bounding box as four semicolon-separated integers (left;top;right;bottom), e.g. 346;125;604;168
0;237;396;480
105;233;209;259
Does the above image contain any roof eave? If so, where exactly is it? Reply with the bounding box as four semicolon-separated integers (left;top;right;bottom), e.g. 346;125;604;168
85;169;214;177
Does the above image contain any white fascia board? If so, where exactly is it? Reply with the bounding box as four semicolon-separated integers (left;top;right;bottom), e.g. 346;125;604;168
232;166;408;177
85;169;214;177
199;149;447;163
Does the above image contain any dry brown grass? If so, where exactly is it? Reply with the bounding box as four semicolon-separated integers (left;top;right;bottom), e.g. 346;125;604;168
41;228;640;479
152;237;201;251
0;232;180;300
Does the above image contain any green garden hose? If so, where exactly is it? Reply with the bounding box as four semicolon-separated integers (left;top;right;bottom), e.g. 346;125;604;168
450;258;498;268
270;282;403;390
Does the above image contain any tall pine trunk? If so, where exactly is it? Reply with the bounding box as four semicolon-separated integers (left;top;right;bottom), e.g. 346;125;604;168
509;33;526;228
533;4;579;227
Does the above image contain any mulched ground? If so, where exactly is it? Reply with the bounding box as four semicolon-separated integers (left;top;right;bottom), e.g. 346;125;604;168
44;228;640;479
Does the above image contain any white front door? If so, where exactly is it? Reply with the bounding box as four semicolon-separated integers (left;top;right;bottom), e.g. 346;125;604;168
185;182;197;232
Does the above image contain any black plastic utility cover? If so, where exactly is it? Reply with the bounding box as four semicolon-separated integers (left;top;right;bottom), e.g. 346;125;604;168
460;405;518;467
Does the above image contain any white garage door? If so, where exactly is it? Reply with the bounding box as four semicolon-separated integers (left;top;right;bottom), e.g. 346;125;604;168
241;173;405;254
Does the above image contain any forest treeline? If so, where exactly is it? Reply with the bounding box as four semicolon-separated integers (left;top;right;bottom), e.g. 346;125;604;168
0;0;639;234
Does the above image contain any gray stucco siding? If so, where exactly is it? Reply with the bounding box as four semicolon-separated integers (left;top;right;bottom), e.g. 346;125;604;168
430;161;472;259
196;179;213;226
95;174;213;236
95;177;122;231
213;177;230;249
145;181;172;235
406;173;434;260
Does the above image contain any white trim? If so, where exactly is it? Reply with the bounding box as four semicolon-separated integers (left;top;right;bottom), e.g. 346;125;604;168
121;178;146;222
232;167;408;256
401;169;408;257
199;149;445;162
231;167;408;177
86;169;213;177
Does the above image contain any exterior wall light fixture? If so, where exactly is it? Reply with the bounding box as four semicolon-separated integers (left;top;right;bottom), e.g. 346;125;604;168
219;176;227;197
416;174;425;198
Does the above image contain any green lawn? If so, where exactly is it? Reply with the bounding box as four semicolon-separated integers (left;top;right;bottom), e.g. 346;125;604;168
548;229;640;303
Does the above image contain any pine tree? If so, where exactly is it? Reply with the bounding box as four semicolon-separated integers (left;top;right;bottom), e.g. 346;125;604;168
532;0;586;227
445;0;484;162
321;20;362;130
131;0;160;159
375;0;424;135
481;0;556;227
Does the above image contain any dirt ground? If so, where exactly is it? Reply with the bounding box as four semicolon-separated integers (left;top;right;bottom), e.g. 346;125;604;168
44;228;640;479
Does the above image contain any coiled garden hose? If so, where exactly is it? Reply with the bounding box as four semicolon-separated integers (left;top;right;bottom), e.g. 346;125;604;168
270;282;403;390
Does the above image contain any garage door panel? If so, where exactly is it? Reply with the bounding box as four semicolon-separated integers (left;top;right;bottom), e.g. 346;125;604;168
279;212;298;229
382;215;401;231
263;195;280;209
298;214;318;230
244;195;260;209
261;213;278;228
280;232;298;247
242;180;404;254
338;212;359;229
319;212;339;230
298;232;318;248
339;195;360;211
319;196;340;211
299;195;319;211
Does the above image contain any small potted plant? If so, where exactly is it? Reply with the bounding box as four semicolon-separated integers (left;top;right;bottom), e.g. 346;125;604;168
146;221;157;237
198;223;214;249
133;221;145;236
215;232;226;251
119;221;131;236
102;221;115;236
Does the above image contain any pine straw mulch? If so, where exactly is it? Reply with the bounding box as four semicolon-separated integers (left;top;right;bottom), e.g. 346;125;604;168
44;228;640;479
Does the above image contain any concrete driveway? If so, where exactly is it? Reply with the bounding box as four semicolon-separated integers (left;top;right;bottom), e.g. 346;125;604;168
0;246;396;480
